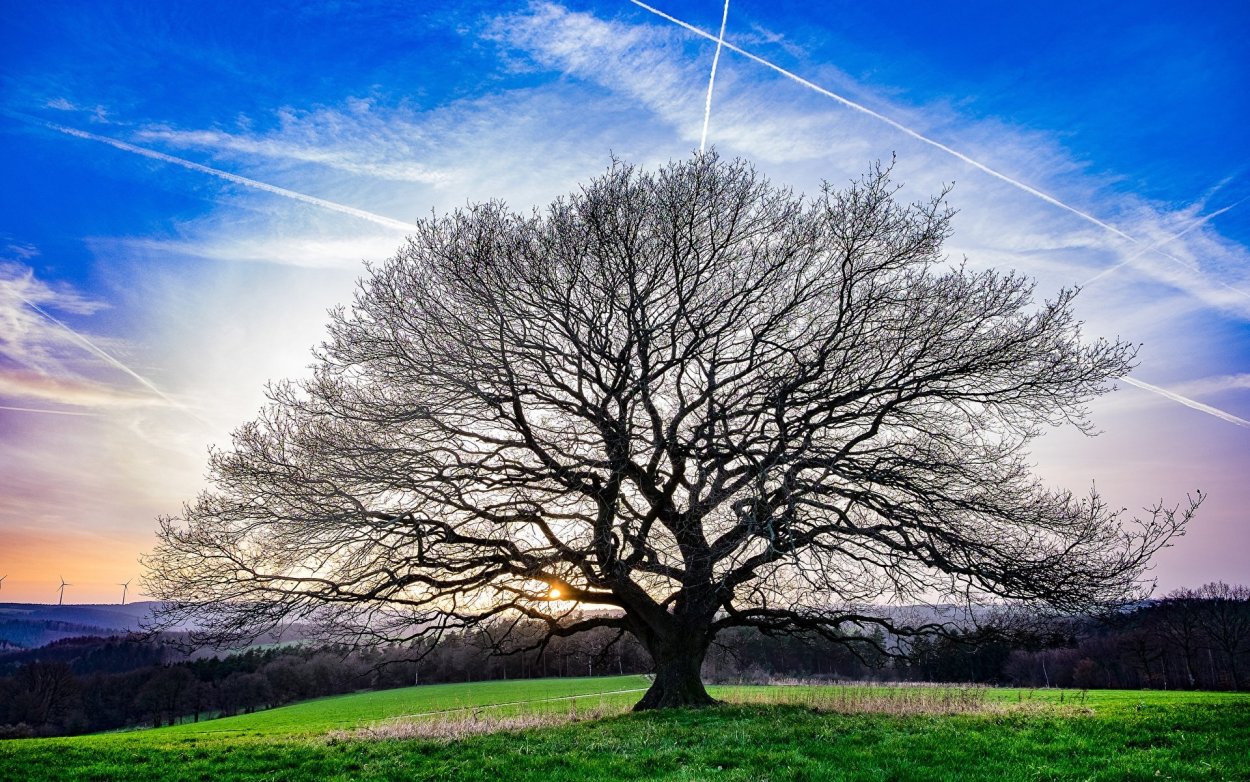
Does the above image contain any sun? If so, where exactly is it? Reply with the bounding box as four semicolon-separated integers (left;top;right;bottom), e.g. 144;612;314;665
548;587;561;600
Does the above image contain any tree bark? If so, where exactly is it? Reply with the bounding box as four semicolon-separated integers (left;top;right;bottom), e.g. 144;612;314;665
633;633;718;710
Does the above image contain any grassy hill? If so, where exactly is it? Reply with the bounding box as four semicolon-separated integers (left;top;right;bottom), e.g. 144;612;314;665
142;675;652;738
1;676;1247;781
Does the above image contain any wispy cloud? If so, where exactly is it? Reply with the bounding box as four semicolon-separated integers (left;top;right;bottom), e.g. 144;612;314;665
2;239;40;261
0;369;158;410
0;260;107;370
133;115;450;184
67;88;694;270
4;112;422;233
739;21;806;60
0;262;178;414
18;294;169;400
114;232;404;270
1173;373;1250;397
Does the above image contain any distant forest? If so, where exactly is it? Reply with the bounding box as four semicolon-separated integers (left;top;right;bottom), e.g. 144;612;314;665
1;582;1246;738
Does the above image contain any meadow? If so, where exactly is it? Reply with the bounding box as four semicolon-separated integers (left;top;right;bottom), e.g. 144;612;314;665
1;675;1247;781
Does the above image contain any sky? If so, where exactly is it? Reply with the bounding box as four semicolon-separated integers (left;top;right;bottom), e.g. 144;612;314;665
1;0;1247;605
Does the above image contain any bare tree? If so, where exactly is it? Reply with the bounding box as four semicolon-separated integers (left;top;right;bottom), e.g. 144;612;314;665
145;154;1197;709
1156;588;1205;688
1194;582;1250;689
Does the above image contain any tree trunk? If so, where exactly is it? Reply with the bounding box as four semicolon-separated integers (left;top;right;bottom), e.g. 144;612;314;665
633;634;718;711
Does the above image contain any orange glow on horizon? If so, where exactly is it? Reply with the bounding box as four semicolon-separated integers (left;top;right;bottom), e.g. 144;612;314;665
0;528;151;604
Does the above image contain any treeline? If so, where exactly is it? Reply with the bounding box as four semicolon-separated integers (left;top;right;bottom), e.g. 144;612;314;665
1000;582;1250;690
717;584;1249;690
1;582;1245;738
0;620;119;650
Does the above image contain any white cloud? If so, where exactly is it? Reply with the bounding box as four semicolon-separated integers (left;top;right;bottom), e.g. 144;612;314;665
740;22;807;60
134;118;450;185
0;369;162;410
115;233;401;270
1171;373;1250;397
3;240;40;261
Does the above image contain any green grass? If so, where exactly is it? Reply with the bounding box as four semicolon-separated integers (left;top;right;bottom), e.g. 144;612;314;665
2;679;1247;781
147;675;651;738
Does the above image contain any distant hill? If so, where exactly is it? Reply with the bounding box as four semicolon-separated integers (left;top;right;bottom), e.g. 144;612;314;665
0;602;314;653
0;602;160;649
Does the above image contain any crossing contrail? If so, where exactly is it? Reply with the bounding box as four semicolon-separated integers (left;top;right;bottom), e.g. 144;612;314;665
699;0;731;153
631;0;1141;245
1122;378;1250;429
23;116;420;233
17;292;213;430
1080;198;1248;299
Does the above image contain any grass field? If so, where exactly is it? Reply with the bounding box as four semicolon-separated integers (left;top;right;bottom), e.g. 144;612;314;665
148;675;653;738
2;676;1248;781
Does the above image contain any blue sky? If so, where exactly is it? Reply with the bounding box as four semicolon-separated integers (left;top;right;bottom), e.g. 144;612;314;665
1;0;1247;603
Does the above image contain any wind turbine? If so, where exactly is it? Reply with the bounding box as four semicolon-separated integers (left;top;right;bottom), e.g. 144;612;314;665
0;575;7;594
118;579;131;606
57;577;70;606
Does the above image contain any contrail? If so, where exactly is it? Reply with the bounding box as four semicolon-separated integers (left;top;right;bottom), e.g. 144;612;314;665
1080;198;1248;300
631;0;1139;245
17;292;214;430
23;116;419;233
1122;377;1250;429
0;405;97;417
699;0;731;153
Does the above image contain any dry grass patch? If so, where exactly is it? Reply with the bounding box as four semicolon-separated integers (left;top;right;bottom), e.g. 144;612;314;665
328;697;630;743
713;681;1038;716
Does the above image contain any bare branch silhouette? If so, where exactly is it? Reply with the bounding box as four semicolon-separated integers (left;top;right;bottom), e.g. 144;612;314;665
145;153;1196;709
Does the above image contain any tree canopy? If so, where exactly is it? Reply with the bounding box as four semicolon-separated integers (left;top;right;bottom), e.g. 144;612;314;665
146;154;1196;708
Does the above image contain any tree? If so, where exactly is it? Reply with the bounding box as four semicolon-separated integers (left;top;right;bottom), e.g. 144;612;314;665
9;662;79;732
145;153;1198;709
1156;587;1205;688
1194;581;1250;689
134;666;196;727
